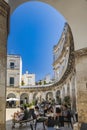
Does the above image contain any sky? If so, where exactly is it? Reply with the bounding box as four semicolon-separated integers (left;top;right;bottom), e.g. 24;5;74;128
7;1;66;81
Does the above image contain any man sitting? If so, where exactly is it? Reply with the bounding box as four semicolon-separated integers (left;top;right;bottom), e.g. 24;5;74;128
12;106;24;128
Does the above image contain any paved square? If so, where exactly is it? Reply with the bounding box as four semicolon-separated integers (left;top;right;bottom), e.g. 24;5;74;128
6;108;73;130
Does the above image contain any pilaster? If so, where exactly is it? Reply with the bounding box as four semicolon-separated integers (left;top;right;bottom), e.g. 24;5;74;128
0;1;9;129
74;48;87;130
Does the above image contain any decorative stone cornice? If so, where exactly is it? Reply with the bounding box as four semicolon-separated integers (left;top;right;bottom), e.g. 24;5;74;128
75;47;87;57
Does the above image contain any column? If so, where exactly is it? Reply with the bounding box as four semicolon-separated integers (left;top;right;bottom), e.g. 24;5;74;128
0;1;9;130
29;93;33;103
69;80;72;98
60;88;63;102
16;93;20;107
41;92;46;100
64;84;68;96
53;90;56;101
70;76;76;110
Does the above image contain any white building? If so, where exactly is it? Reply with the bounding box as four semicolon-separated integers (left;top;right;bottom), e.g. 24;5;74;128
44;74;51;84
7;54;22;87
22;71;35;86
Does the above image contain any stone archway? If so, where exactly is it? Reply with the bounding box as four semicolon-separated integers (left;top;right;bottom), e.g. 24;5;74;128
33;92;41;104
6;93;16;108
33;92;38;100
6;0;87;50
20;93;29;104
46;92;53;102
7;93;16;98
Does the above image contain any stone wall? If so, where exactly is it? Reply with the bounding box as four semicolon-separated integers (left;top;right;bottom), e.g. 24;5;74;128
0;1;9;130
75;48;87;130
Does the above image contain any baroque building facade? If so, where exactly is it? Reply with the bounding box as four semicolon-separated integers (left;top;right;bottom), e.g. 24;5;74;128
53;23;76;110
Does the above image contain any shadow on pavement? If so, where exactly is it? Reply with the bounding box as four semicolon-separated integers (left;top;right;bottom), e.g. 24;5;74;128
6;119;31;130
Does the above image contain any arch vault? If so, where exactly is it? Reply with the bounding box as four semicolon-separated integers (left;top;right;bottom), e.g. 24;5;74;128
5;0;87;50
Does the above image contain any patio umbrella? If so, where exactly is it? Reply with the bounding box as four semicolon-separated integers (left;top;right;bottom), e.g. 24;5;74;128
6;98;19;101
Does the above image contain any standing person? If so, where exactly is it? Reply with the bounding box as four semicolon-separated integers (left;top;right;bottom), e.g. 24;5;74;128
62;104;73;128
34;106;40;118
22;105;29;120
54;107;64;127
62;105;69;117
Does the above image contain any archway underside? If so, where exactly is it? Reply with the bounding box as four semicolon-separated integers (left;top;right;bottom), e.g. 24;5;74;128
6;0;87;50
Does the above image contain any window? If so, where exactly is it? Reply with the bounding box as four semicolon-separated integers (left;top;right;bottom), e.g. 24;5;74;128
10;62;15;69
10;77;14;86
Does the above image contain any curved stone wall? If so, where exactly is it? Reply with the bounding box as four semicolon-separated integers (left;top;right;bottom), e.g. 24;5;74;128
53;23;71;82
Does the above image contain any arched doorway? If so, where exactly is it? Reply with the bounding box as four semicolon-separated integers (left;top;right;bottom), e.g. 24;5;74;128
7;93;16;98
46;92;53;102
20;93;29;105
33;92;41;104
7;93;16;107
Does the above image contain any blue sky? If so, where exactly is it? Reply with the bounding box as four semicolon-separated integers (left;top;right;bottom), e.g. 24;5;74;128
7;1;66;81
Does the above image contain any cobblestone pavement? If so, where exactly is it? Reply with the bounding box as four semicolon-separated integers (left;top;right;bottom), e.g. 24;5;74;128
6;108;73;130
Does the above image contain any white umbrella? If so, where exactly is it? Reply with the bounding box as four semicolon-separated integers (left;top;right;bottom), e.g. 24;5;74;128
6;98;19;101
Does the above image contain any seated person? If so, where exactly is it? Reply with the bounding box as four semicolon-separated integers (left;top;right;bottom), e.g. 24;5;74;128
54;107;64;127
22;105;29;120
62;104;71;120
48;106;54;113
62;104;73;128
46;106;54;117
54;107;61;118
44;105;48;116
12;106;24;121
12;106;24;128
34;106;40;118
